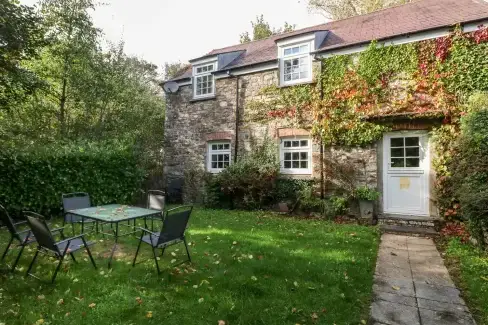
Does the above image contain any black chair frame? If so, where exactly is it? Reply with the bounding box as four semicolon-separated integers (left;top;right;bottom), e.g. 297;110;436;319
145;190;166;231
62;192;98;234
0;204;65;272
132;206;193;274
24;211;97;283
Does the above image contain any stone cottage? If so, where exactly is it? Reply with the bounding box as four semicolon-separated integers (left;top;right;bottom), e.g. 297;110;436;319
161;0;488;223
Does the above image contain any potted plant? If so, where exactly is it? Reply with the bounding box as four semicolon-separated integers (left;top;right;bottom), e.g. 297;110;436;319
354;186;380;219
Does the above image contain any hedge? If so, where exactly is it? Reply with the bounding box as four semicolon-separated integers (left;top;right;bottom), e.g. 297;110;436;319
0;141;146;217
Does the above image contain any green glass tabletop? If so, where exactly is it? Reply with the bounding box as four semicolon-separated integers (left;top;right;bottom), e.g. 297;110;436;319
68;204;161;222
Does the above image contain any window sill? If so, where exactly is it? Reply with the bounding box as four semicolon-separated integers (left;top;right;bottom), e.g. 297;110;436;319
279;80;316;88
190;96;216;103
280;170;312;175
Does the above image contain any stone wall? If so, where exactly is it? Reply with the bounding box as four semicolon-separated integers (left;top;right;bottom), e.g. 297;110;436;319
164;67;379;207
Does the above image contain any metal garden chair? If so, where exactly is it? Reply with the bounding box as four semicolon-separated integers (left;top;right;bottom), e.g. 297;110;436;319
24;211;97;283
145;190;166;231
132;206;193;274
62;192;97;234
0;204;65;271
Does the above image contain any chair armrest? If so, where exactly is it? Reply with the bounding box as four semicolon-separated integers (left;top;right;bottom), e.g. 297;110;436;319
55;234;84;246
16;228;32;235
13;220;27;226
137;227;158;237
50;227;65;234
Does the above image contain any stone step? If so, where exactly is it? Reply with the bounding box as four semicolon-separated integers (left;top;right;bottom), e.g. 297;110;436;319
380;224;439;237
378;215;441;229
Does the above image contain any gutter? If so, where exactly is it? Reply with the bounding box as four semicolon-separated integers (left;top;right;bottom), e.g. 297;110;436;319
311;18;488;56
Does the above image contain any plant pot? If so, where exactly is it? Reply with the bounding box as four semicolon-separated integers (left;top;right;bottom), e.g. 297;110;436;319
359;200;374;219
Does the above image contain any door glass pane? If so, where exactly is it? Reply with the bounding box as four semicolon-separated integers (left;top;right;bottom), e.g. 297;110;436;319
406;158;420;167
405;147;420;157
405;137;419;146
391;148;404;157
391;158;404;168
391;138;404;147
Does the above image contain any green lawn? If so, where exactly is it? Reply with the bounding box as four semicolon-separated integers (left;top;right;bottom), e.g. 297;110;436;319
0;209;379;325
444;238;488;325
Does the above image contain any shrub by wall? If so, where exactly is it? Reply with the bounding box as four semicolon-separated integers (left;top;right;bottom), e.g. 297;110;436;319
0;141;146;217
451;107;488;246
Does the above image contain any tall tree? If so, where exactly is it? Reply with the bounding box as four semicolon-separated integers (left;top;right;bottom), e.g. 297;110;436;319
38;0;100;136
0;0;47;109
307;0;412;20
240;15;295;43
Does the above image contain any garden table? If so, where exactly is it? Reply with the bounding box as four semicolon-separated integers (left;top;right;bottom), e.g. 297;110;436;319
68;204;162;268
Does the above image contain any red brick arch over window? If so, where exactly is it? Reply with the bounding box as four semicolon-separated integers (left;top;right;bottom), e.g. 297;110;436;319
276;128;310;138
205;131;233;141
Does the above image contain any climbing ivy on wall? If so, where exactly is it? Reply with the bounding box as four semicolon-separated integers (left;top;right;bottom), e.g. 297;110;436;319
245;24;488;219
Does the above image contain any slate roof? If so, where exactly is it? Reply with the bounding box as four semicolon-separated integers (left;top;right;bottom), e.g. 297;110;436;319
169;0;488;81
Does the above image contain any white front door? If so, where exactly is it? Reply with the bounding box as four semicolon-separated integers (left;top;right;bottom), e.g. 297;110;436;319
383;132;430;216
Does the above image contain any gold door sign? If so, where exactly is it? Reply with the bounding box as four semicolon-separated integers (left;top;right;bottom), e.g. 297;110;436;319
399;177;411;190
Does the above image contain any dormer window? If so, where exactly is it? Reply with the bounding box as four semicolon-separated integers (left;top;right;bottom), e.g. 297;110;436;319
193;62;216;99
279;41;313;86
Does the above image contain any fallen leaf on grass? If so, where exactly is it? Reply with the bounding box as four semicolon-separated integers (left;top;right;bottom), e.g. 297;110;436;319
171;259;176;264
146;311;153;318
65;312;70;317
57;299;64;305
251;276;257;281
193;285;198;289
361;320;367;324
392;286;400;291
88;303;96;308
35;319;44;325
311;312;318;320
171;252;176;257
136;297;143;305
198;297;204;303
218;320;226;325
293;281;299;287
481;276;488;281
37;295;45;300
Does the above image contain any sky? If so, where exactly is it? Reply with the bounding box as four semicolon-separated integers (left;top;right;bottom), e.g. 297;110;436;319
21;0;327;70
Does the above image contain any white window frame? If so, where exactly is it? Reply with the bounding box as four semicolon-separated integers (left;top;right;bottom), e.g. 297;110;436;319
193;61;217;99
207;142;232;173
279;137;312;175
279;39;313;86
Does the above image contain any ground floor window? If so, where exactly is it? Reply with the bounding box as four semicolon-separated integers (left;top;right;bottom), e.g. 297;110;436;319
207;142;231;173
280;137;312;174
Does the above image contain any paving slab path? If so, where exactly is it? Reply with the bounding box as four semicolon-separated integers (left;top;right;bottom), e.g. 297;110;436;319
370;234;476;325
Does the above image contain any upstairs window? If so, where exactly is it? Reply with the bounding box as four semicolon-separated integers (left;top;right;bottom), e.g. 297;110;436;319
208;142;231;173
280;43;312;86
280;137;312;175
193;62;216;99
